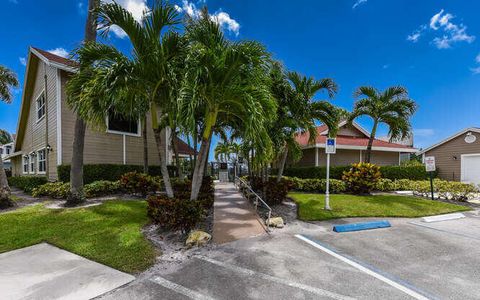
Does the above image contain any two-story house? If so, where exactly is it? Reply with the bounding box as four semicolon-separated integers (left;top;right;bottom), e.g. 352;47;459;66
6;47;194;180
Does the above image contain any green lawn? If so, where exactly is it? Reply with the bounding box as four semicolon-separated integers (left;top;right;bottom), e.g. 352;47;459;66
0;200;157;274
290;192;470;221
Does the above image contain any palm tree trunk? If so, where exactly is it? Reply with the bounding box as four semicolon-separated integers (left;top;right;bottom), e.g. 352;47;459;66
143;117;149;174
276;145;288;183
153;128;174;198
67;0;98;206
192;126;198;177
364;120;378;163
0;157;14;208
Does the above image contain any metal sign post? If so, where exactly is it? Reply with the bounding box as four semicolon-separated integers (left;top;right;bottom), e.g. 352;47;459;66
325;138;336;210
425;156;436;200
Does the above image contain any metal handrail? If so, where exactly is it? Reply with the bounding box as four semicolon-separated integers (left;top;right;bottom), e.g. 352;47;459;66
234;176;272;232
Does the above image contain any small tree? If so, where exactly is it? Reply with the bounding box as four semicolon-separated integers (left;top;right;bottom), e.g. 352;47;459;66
0;65;19;207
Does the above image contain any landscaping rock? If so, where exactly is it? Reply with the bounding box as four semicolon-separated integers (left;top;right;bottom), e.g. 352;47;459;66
186;230;211;247
266;216;284;228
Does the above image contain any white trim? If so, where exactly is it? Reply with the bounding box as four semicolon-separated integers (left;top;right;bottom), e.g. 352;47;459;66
22;155;29;174
34;89;46;123
123;134;126;165
36;148;47;175
29;47;77;73
315;147;319;166
460;153;480;183
319;120;371;138
418;127;480;155
359;150;362;161
105;115;141;137
303;143;418;153
29;152;36;174
398;152;401;165
56;69;62;166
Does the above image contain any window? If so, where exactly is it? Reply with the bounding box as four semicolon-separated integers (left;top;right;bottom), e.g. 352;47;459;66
0;148;3;155
37;149;46;174
36;93;46;121
5;146;11;155
29;153;36;173
107;110;140;136
23;156;29;174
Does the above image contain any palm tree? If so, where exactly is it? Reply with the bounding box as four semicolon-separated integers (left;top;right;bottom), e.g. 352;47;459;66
349;86;417;163
68;0;99;206
180;9;276;200
67;1;182;198
274;68;339;182
214;141;231;163
0;65;19;207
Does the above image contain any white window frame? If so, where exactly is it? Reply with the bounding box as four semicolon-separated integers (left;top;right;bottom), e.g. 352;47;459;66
37;148;47;174
29;152;36;174
22;155;29;174
105;115;141;137
35;91;46;123
460;153;480;183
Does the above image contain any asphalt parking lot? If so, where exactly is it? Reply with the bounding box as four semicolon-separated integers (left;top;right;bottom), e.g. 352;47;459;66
100;211;480;300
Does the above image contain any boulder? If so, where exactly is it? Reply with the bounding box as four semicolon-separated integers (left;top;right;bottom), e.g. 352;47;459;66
186;230;211;247
266;217;284;228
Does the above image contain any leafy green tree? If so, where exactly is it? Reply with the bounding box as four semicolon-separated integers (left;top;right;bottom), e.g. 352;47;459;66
180;9;276;200
214;141;231;163
0;129;13;145
349;86;417;163
0;65;18;207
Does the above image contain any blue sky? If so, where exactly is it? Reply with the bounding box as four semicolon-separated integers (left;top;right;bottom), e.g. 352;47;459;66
1;0;480;160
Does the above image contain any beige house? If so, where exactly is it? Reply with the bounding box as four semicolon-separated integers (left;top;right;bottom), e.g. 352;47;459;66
418;127;480;183
291;121;417;167
7;47;193;181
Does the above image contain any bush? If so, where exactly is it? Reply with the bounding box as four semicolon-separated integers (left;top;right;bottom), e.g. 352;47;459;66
8;176;48;193
172;176;214;209
32;182;70;198
247;177;293;205
280;165;436;180
375;178;396;191
285;177;346;194
84;180;121;198
147;195;205;233
120;172;159;196
58;164;177;184
342;163;381;194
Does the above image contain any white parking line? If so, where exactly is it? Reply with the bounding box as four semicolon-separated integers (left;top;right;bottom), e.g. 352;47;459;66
196;255;355;300
151;276;217;300
295;234;431;300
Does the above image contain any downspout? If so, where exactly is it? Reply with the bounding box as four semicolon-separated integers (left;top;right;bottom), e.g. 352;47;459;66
44;62;50;180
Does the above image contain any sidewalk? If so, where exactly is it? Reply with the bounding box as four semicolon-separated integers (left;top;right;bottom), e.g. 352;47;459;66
212;182;267;244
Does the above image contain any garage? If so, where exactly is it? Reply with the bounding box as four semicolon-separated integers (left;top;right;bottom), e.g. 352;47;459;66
461;154;480;184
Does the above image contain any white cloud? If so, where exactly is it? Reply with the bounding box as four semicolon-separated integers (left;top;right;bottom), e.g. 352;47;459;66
19;57;26;66
352;0;367;9
176;1;240;36
408;9;474;49
47;48;69;58
471;67;480;75
414;128;435;137
104;0;149;38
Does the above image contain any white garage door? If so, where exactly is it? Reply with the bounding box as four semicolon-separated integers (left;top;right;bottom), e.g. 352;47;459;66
461;154;480;184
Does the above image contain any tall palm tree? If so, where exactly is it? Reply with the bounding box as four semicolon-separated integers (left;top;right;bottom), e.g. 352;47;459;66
180;9;276;200
214;141;231;163
273;68;339;182
67;1;182;198
349;86;417;163
0;65;19;207
68;0;99;206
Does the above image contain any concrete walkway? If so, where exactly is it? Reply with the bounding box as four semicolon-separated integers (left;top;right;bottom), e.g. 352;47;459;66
212;182;267;244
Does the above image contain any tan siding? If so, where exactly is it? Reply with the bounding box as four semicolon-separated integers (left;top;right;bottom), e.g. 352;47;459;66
370;151;399;166
337;124;365;137
293;148;399;167
11;157;22;176
293;148;316;167
425;132;480;181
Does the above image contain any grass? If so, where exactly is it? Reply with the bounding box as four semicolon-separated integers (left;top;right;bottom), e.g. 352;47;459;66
289;192;470;221
0;200;157;274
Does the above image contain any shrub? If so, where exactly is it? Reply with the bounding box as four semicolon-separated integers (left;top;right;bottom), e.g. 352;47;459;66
147;195;205;233
58;164;177;184
375;178;395;191
285;177;346;194
120;172;159;196
247;177;293;205
171;176;214;209
84;180;121;198
279;165;436;180
8;176;48;193
342;163;381;194
32;182;70;198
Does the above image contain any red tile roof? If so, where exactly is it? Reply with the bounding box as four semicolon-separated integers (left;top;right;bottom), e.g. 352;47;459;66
175;137;195;155
295;125;414;150
31;47;78;69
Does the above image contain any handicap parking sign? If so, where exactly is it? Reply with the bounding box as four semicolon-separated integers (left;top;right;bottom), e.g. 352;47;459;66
326;138;336;154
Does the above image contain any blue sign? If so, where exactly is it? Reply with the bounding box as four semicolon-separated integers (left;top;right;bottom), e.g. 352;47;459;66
325;138;336;154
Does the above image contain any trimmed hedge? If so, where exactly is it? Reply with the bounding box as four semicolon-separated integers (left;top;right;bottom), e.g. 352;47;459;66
8;176;48;193
280;165;437;181
58;164;177;184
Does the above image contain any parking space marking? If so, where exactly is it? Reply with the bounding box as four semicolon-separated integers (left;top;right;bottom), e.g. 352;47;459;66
295;234;433;300
196;255;355;300
409;221;480;241
151;276;217;300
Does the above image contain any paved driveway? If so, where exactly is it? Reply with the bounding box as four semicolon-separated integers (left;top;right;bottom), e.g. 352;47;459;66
99;210;480;300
